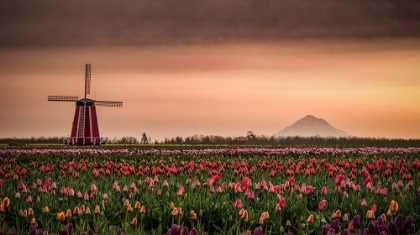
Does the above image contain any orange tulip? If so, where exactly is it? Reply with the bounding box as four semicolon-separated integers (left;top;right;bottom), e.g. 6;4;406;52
240;209;249;221
80;204;85;212
123;199;130;207
95;205;100;214
190;210;197;220
0;204;4;213
28;208;34;216
43;206;49;214
348;221;354;230
2;197;10;208
22;209;28;217
140;205;146;214
366;210;375;219
66;209;72;218
342;213;348;222
131;217;138;226
171;208;177;216
259;211;270;224
307;214;314;223
73;206;80;215
57;212;65;221
389;200;398;212
85;207;91;215
135;201;141;210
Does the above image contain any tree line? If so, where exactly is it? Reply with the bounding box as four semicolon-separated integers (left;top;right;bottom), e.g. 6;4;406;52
1;132;419;147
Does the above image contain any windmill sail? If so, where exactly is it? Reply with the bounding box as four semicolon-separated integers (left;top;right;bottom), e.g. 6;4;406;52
48;96;79;101
85;64;91;98
95;101;123;107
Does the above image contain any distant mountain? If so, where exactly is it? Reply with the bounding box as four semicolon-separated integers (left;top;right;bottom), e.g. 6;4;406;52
276;115;351;138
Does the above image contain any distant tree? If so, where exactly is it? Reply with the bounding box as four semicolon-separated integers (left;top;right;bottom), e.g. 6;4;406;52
141;133;149;144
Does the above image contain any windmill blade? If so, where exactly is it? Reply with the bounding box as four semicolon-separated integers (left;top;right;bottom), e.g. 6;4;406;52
95;101;123;107
85;64;91;98
48;96;79;101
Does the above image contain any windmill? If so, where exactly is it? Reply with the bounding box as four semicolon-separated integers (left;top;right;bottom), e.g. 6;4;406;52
48;64;123;145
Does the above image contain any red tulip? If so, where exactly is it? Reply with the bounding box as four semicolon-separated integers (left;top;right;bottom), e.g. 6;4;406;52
334;174;344;185
318;200;326;210
210;175;220;185
279;197;286;208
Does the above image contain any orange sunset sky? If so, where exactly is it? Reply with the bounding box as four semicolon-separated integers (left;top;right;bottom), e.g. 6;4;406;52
1;1;420;140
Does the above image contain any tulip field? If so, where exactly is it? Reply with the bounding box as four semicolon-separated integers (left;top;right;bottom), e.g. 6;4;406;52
0;147;419;235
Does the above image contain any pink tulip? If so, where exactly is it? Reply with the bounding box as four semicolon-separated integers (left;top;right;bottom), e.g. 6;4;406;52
26;195;32;203
361;198;367;206
247;191;255;200
235;199;242;208
275;203;281;211
321;185;328;195
370;204;377;213
84;192;89;201
305;185;314;194
318;200;326;210
241;177;251;191
163;180;169;187
177;186;185;196
15;192;21;199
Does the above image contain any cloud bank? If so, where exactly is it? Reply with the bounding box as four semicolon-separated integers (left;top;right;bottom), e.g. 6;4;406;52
1;0;420;48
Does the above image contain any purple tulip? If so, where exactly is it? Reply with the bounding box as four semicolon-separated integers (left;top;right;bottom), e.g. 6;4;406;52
332;218;340;232
80;232;87;235
363;228;368;235
322;224;331;235
88;229;95;235
388;221;399;235
66;224;73;235
394;214;403;230
29;226;37;235
254;227;263;235
202;233;208;235
9;232;16;235
170;224;181;235
189;229;198;235
116;228;122;235
342;229;350;235
409;224;415;234
58;229;68;235
368;222;376;234
352;215;361;229
181;227;189;235
286;232;293;235
379;225;388;234
377;216;384;227
0;231;3;235
404;216;413;230
379;231;387;235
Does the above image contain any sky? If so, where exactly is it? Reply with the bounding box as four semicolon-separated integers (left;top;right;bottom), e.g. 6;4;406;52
1;0;420;141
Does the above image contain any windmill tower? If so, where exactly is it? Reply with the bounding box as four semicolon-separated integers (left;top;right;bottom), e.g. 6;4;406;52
48;64;123;145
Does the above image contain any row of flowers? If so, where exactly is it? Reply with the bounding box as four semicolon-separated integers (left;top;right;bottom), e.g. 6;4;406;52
0;149;419;234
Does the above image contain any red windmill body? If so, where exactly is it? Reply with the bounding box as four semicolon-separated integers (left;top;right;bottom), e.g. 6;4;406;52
48;64;123;145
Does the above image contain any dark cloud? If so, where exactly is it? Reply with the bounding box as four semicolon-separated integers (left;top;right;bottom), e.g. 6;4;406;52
1;0;420;48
